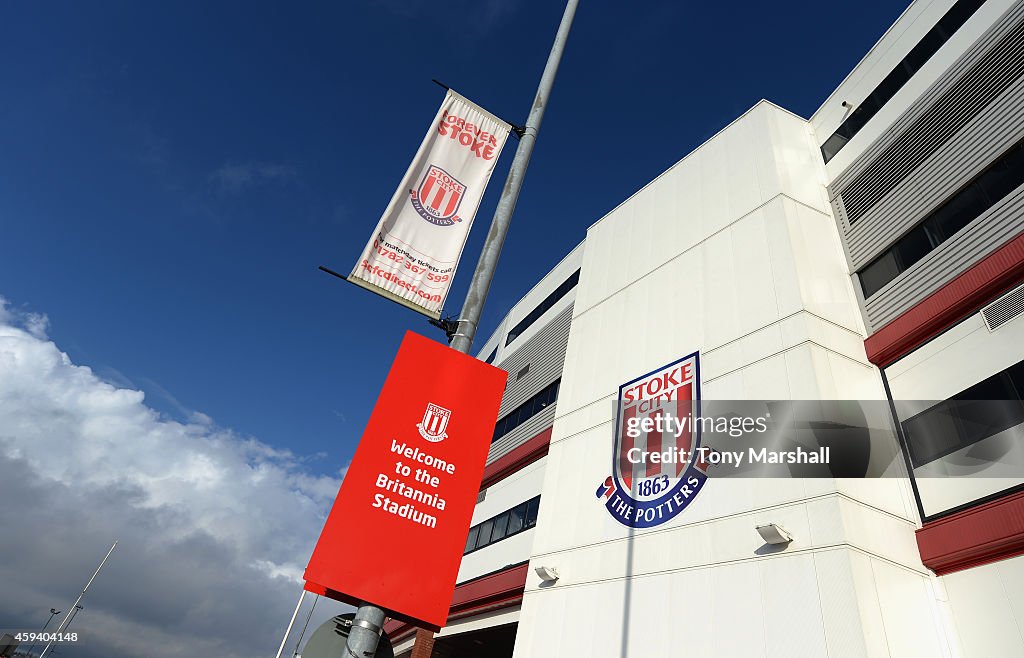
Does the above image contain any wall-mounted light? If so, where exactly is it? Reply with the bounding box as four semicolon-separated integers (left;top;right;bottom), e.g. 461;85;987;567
756;523;793;545
535;565;560;582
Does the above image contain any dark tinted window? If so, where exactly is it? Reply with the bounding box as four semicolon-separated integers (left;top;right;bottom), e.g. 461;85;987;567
894;226;933;271
476;519;493;547
1008;361;1024;394
903;406;962;465
820;0;986;163
493;379;560;442
858;139;1024;299
465;526;479;553
903;360;1024;467
464;496;541;554
491;512;510;542
859;252;899;298
506;270;580;346
979;146;1024;202
507;504;525;535
929;184;985;242
524;497;540;528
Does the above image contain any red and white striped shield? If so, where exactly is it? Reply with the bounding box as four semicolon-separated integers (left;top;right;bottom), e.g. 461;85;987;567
417;402;451;443
414;165;466;224
614;354;700;493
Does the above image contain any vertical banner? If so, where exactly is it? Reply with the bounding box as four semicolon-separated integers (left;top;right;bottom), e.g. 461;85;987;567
303;331;507;630
348;91;512;319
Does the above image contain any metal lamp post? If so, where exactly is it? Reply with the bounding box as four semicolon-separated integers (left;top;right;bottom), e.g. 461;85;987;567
343;1;580;656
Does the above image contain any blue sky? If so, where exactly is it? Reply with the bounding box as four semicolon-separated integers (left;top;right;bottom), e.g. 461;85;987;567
0;0;905;476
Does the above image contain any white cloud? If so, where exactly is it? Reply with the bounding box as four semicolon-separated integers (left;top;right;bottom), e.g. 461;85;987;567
208;161;297;194
0;296;348;658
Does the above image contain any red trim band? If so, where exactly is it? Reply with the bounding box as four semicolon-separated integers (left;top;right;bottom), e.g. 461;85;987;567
479;427;552;490
383;562;528;641
865;231;1024;367
916;489;1024;575
449;562;528;614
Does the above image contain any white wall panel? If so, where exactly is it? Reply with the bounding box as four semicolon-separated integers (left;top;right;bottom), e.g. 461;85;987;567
941;553;1024;656
711;561;769;657
871;558;948;657
887;307;1024;401
761;554;830;658
813;550;874;658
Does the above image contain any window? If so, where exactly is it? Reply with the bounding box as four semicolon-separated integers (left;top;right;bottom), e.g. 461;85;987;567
524;497;540;528
516;364;531;380
859;252;900;298
464;496;541;554
820;0;986;163
507;505;524;535
464;526;479;553
492;379;560;442
505;270;580;346
491;512;510;541
484;347;497;365
903;360;1024;467
858;139;1024;299
476;519;494;547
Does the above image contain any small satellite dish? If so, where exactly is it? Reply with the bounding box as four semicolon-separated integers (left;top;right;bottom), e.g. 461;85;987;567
301;613;394;658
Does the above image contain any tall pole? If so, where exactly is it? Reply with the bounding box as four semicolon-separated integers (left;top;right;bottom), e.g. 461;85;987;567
25;608;61;656
291;594;319;657
39;541;117;658
344;1;579;656
274;588;306;658
449;0;580;355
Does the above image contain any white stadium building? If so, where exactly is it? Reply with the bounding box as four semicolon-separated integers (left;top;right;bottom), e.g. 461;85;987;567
383;0;1024;654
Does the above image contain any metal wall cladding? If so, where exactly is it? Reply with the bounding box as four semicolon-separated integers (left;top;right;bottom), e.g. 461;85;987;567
486;303;573;465
865;189;1024;330
828;0;1024;332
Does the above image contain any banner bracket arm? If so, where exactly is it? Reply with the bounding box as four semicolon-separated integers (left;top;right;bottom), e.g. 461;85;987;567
428;315;460;343
318;265;346;281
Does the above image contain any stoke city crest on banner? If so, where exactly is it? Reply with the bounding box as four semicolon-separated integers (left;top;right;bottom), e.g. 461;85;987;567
410;165;466;226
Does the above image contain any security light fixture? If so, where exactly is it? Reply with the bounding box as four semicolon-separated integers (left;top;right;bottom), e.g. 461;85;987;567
756;523;793;545
535;565;560;582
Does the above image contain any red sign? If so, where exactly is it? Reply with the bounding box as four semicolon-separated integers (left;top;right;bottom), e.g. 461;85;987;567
303;331;507;630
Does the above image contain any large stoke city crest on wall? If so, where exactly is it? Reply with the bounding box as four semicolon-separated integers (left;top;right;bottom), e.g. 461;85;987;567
596;352;709;528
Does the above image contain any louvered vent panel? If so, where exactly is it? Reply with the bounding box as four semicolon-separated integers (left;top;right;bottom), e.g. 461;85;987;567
982;281;1024;331
486;304;573;465
838;17;1024;225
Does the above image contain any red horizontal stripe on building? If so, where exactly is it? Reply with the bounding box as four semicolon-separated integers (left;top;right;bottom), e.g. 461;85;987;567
916;488;1024;575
